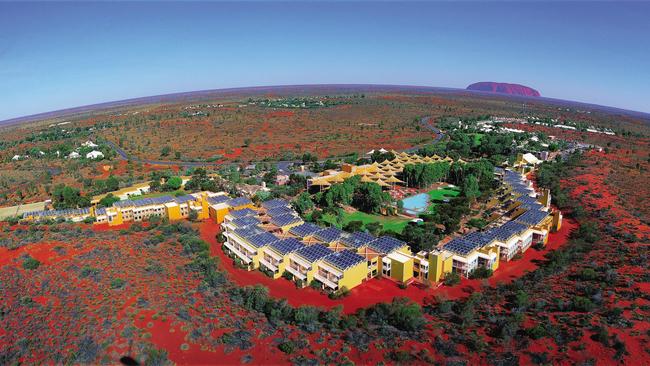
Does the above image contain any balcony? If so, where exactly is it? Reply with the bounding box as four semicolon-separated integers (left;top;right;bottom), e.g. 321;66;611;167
314;272;339;290
223;241;252;264
259;257;278;272
285;265;306;280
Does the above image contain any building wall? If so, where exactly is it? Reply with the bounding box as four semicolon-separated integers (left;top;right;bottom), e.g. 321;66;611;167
428;252;453;282
209;206;230;224
339;261;368;290
390;258;414;283
166;205;182;221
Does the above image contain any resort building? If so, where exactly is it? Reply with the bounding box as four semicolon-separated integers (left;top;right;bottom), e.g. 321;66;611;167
20;160;564;292
306;152;462;190
285;244;334;286
314;250;367;291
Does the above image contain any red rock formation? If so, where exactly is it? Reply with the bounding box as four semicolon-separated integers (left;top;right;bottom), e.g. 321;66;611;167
467;82;540;97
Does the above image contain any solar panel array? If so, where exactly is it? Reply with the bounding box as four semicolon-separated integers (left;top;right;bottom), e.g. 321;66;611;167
229;208;257;218
289;222;323;238
114;195;175;208
96;207;107;215
515;209;549;226
174;195;197;204
369;236;406;254
227;197;253;207
230;216;261;228
23;207;91;218
516;195;539;205
295;244;333;263
248;232;280;248
270;213;302;227
262;198;289;209
443;237;482;256
340;231;376;249
463;231;495;247
491;220;529;241
266;206;294;218
325;250;365;270
207;195;229;205
270;238;305;255
233;226;265;239
313;227;343;243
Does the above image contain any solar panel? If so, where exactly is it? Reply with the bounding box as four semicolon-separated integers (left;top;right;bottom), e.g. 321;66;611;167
270;213;302;227
229;208;258;218
174;195;197;204
463;231;494;247
227;197;253;207
443;237;481;256
515;209;549;226
266;206;294;218
492;221;529;241
289;222;323;238
270;238;305;255
325;249;365;270
208;195;229;205
247;232;280;248
295;244;333;263
340;231;376;249
230;216;260;228
369;236;406;254
233;226;265;239
516;195;539;205
262;198;289;209
313;227;343;243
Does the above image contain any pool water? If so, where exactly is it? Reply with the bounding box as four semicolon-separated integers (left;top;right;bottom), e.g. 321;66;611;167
401;193;430;215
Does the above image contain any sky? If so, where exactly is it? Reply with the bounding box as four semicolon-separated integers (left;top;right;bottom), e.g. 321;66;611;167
0;1;649;121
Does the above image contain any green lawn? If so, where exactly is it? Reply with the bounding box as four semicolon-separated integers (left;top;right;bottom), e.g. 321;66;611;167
426;186;460;212
322;210;411;233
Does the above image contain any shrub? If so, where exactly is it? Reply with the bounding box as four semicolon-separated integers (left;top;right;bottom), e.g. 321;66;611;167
527;324;548;339
328;287;350;299
572;296;595;312
111;278;126;289
309;280;321;290
443;272;461;286
278;341;295;354
22;256;41;270
468;267;493;279
580;268;598;281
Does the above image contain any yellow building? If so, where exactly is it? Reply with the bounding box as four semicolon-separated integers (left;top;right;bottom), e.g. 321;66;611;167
259;238;305;279
428;249;454;283
285;244;334;287
314;250;368;292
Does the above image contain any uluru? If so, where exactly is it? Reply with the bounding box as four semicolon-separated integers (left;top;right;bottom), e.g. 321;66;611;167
467;82;541;97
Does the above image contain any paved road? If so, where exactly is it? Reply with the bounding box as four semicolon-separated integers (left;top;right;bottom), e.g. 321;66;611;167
103;116;445;171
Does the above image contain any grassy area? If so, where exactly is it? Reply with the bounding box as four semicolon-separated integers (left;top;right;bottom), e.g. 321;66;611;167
129;190;186;201
426;186;460;212
322;210;411;233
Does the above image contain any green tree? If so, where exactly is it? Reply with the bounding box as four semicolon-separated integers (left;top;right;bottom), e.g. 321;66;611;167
99;193;120;207
462;174;480;202
164;176;183;191
292;192;314;215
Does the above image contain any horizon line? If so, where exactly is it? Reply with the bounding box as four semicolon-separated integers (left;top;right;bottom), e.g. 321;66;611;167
2;83;649;126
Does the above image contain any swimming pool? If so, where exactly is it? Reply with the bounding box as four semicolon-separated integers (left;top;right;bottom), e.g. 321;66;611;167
401;193;430;215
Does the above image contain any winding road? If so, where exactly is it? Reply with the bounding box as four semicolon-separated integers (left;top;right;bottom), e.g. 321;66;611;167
103;116;445;172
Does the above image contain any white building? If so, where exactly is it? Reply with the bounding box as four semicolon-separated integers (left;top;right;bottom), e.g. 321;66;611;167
86;150;104;159
82;140;99;148
67;152;81;159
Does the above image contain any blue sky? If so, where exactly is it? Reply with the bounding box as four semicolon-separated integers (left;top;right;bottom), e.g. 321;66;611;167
0;1;648;121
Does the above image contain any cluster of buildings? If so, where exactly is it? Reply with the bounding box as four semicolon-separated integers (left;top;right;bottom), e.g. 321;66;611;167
220;198;425;291
20;154;562;293
307;151;459;190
